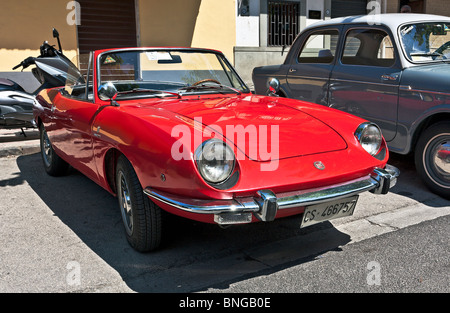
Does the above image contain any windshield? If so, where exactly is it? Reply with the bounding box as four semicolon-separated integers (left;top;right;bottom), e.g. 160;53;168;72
97;49;249;99
400;22;450;63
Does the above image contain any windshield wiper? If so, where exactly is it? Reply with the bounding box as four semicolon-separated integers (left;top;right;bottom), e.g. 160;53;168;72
117;88;181;99
179;84;241;95
410;51;443;57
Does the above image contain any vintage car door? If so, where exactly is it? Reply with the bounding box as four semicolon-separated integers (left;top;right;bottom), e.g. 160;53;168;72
329;26;402;142
50;56;99;182
285;26;342;105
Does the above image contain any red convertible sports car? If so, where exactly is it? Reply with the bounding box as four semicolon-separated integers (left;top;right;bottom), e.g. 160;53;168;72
33;47;399;252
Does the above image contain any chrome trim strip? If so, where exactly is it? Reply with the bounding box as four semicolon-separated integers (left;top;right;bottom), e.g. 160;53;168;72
330;78;398;88
399;85;450;96
289;75;328;81
143;190;259;213
144;165;400;218
275;176;377;209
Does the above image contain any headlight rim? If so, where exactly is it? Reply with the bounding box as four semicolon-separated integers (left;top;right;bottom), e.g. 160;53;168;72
194;138;236;185
355;122;383;156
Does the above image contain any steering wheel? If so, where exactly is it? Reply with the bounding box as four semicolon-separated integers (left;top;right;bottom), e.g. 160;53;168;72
191;78;221;86
434;41;450;59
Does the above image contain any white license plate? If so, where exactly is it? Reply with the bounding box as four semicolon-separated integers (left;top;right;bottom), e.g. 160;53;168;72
300;195;359;228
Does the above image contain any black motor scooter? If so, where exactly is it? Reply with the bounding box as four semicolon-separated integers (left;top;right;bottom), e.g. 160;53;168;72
0;28;83;130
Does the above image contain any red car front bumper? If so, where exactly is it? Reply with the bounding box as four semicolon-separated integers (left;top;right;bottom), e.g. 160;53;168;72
144;164;400;226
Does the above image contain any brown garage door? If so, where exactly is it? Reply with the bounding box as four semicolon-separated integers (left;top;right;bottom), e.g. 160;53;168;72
77;0;137;55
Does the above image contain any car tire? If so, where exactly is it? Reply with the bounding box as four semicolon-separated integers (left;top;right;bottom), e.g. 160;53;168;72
415;122;450;199
39;124;69;176
116;155;162;252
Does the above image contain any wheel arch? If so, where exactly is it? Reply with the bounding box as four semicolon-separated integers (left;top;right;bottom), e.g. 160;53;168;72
411;112;450;152
103;147;122;195
36;117;43;128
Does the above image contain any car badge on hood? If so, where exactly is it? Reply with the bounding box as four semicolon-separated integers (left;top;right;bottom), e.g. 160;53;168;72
314;161;325;170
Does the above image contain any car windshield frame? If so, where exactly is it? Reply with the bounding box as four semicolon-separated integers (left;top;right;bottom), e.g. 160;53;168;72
399;21;450;64
96;48;250;100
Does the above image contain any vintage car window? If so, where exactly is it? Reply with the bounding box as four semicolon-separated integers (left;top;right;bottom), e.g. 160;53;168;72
63;53;93;101
342;29;395;67
297;30;339;64
399;22;450;62
98;49;249;98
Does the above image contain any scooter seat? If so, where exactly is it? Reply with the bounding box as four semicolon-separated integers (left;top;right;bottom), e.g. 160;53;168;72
0;78;26;92
0;78;15;86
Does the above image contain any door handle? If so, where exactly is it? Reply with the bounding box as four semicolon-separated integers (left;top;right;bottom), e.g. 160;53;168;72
289;68;297;73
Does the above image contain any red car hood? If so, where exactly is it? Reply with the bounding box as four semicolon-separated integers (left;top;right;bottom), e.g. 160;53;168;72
140;95;347;161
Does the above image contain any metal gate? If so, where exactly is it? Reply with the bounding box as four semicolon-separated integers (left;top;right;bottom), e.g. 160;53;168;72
268;1;300;47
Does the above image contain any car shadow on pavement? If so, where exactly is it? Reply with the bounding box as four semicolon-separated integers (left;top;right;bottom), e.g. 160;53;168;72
17;153;351;292
388;152;449;206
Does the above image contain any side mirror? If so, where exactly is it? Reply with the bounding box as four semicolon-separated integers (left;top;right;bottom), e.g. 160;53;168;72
267;78;280;97
98;82;119;106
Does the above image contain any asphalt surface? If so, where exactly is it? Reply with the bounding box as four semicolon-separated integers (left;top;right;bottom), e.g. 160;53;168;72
207;215;449;293
0;127;449;296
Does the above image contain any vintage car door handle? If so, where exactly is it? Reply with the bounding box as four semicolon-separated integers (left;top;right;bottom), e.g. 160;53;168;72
289;68;297;73
93;126;101;138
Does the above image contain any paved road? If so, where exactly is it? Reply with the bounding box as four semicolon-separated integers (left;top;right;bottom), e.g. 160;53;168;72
0;152;448;294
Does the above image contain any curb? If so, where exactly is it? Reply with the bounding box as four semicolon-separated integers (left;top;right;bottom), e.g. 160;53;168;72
0;128;40;158
0;141;40;158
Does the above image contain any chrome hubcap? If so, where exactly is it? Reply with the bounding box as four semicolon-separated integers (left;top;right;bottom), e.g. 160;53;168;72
425;135;450;188
119;171;133;235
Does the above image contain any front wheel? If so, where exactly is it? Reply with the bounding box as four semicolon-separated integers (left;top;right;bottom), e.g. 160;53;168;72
415;122;450;199
115;155;162;252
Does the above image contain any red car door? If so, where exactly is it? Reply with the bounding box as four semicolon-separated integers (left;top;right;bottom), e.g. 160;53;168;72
51;91;101;183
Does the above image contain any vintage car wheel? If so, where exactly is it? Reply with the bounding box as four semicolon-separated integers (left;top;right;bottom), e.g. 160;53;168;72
415;122;450;199
39;124;69;176
116;155;162;252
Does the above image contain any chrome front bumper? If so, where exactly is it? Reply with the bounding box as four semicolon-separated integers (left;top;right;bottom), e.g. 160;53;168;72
144;165;400;225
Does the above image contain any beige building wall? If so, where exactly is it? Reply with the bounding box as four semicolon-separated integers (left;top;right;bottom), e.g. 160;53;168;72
425;0;450;16
138;0;236;63
0;0;78;72
386;0;399;12
386;0;450;16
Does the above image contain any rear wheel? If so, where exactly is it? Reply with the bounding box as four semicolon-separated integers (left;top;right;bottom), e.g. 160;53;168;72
39;124;69;176
115;155;162;252
415;122;450;199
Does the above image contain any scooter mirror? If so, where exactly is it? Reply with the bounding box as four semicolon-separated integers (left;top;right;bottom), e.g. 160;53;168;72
52;28;63;53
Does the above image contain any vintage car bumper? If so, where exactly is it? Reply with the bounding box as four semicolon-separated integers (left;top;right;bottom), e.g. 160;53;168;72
144;165;400;225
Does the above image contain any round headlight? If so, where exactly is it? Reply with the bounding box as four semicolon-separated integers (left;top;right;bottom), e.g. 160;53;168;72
355;123;382;156
195;139;235;184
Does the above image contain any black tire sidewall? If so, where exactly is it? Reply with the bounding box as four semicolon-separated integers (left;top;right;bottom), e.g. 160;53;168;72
115;155;162;252
39;124;68;176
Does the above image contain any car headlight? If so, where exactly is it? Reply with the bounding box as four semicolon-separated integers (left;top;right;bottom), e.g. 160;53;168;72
195;139;235;184
355;123;382;156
